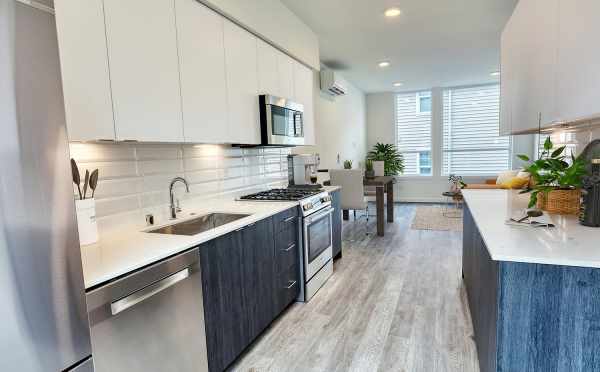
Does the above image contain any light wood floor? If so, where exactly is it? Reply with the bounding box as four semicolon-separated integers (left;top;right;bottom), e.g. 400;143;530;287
230;204;480;372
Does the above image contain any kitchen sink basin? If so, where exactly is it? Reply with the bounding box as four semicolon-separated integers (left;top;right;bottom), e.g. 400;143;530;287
147;213;251;236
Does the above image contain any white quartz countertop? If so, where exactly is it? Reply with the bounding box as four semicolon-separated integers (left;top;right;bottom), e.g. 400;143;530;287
81;186;342;289
81;197;299;289
462;189;600;268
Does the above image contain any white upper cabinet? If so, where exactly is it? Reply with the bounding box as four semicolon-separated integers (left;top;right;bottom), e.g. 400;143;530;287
501;0;600;133
556;0;600;123
499;23;514;136
224;21;261;145
55;0;316;145
257;40;295;100
257;40;281;96
175;0;228;143
502;0;559;134
293;62;316;146
54;0;115;141
277;51;295;100
103;0;183;142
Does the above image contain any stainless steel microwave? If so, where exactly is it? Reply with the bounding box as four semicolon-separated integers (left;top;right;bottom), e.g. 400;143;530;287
259;95;304;146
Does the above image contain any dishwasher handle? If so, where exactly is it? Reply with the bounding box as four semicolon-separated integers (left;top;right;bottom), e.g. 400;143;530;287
110;267;190;315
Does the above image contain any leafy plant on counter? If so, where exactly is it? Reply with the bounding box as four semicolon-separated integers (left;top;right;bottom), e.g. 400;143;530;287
367;143;404;176
365;159;374;172
343;160;353;169
518;137;587;208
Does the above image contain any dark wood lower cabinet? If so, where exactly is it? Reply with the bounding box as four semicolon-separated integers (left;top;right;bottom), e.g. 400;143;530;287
200;207;301;372
199;230;248;372
331;189;342;259
463;203;600;372
241;220;276;341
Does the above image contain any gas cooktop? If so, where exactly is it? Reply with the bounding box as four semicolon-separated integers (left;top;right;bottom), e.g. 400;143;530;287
239;188;323;201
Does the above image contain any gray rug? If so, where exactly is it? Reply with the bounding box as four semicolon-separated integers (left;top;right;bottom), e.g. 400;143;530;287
411;205;463;232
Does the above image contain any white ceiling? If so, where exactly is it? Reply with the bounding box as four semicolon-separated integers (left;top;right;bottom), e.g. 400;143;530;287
281;0;518;93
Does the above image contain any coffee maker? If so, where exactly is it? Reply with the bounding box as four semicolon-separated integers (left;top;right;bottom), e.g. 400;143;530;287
287;154;321;189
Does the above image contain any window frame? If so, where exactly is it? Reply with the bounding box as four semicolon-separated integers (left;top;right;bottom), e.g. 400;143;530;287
395;90;433;177
441;84;512;177
415;92;432;115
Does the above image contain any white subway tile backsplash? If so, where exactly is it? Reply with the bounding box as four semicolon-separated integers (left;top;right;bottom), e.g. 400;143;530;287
93;178;142;198
76;161;138;180
138;159;183;176
183;157;217;172
95;195;141;218
136;145;182;160
70;143;136;162
69;143;288;234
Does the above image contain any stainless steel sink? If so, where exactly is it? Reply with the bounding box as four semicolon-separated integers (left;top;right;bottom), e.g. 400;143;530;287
147;213;251;236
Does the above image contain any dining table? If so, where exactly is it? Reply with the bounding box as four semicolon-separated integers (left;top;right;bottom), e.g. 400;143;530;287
341;176;395;236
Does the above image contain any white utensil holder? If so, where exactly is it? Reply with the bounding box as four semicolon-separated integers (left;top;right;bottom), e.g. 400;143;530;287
76;198;98;245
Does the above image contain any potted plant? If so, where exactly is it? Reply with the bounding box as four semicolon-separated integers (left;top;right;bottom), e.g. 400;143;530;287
448;174;467;193
518;137;587;214
367;143;404;176
365;159;375;178
343;160;353;169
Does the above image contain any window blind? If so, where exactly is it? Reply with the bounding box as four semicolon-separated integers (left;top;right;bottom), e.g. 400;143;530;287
396;92;432;176
442;85;510;176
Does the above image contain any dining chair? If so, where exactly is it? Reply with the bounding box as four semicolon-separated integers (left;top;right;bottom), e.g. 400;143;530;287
365;161;385;197
329;169;370;235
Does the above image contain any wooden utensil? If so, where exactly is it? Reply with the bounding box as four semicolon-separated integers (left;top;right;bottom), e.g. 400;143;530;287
83;169;90;200
71;158;82;200
89;169;99;198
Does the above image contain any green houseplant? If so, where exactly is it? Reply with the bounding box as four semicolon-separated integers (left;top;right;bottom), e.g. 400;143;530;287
367;143;404;176
343;160;353;169
518;137;587;210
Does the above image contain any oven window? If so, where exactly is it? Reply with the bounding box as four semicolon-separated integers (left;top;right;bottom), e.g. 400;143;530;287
271;106;295;137
307;214;332;262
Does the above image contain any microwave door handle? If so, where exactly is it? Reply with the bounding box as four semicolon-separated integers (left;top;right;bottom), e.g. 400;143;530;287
293;112;303;137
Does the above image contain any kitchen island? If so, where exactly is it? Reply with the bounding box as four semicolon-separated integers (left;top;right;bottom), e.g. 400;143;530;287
462;190;600;372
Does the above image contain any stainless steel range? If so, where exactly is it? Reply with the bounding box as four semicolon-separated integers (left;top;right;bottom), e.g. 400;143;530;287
240;188;334;301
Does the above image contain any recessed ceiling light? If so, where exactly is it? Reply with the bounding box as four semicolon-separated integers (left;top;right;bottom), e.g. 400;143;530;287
490;71;501;77
384;7;402;17
393;82;403;87
378;61;391;68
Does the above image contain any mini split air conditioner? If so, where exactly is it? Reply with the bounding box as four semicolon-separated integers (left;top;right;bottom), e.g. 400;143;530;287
320;69;346;96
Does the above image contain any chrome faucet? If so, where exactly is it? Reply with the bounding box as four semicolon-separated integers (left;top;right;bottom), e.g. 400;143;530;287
169;177;190;219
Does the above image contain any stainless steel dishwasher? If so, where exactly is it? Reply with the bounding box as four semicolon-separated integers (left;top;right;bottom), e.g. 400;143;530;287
86;248;209;372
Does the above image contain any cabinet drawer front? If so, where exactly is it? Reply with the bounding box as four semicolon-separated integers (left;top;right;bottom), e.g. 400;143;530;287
276;263;299;313
275;226;298;273
273;207;299;233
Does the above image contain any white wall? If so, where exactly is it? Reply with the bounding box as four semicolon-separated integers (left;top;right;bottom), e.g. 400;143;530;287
294;72;367;171
199;0;319;69
366;93;395;148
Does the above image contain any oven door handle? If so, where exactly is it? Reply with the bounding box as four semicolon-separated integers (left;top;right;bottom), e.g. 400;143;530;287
305;207;334;225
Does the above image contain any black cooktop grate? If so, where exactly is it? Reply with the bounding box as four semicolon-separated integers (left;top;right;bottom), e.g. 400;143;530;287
240;188;322;201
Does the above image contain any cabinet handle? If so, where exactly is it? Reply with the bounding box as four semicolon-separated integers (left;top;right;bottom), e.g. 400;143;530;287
285;280;297;289
282;243;295;252
284;216;296;223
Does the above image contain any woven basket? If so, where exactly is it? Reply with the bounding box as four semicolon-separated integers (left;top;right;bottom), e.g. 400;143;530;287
537;189;581;215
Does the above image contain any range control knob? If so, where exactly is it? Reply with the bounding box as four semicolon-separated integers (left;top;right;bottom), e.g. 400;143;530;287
303;203;313;211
